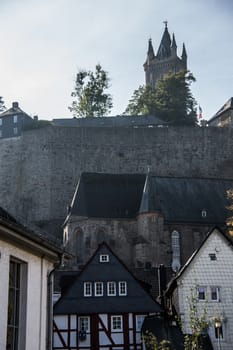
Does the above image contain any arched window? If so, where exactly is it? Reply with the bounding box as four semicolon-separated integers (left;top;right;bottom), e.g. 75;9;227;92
171;230;181;272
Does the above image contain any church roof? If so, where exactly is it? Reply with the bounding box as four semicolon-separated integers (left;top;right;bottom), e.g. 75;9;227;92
67;173;233;224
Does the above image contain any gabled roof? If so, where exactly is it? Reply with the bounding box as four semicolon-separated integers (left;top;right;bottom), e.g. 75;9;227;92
0;101;31;118
166;227;233;294
208;97;233;123
54;242;162;314
0;205;66;261
67;173;233;224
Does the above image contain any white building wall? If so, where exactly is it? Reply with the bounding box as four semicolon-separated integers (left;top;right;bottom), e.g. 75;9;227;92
177;229;233;350
0;239;54;350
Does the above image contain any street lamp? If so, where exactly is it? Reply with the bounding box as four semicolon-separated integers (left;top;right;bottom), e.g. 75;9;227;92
214;318;222;350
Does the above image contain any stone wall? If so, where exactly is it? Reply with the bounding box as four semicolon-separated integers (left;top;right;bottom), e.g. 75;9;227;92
0;125;233;237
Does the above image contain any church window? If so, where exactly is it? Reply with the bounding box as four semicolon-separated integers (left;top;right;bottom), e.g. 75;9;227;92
171;230;181;272
94;282;103;296
84;282;92;297
107;281;116;296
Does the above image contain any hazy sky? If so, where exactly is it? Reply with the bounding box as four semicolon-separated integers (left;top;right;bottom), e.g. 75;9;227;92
0;0;232;120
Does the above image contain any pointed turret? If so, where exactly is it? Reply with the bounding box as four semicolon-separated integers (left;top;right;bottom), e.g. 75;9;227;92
147;38;155;61
156;22;171;60
181;43;187;69
139;169;161;214
171;33;177;56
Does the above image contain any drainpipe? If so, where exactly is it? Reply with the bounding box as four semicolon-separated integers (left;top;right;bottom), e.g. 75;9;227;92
46;254;64;350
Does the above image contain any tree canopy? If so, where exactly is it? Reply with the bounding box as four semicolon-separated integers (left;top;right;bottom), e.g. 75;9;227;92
0;97;6;112
124;70;198;126
69;64;113;118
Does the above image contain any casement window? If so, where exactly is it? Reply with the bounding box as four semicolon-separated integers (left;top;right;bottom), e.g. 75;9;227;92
111;315;123;332
107;281;116;296
94;282;103;296
210;286;220;302
84;282;92;297
197;286;206;301
136;315;146;331
119;281;127;296
100;254;109;262
79;316;90;332
13;115;18;123
7;258;27;350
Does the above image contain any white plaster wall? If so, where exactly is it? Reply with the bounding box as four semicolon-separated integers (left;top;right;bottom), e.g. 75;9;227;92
0;239;54;350
177;229;233;350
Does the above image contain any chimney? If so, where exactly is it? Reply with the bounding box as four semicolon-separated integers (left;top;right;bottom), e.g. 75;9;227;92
12;102;19;109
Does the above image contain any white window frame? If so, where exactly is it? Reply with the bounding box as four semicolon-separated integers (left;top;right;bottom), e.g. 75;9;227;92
107;281;116;296
100;254;109;262
111;315;123;332
94;282;103;296
136;315;146;331
210;286;220;302
84;282;92;297
7;258;28;350
197;286;206;301
78;316;90;332
119;281;127;296
13;115;18;123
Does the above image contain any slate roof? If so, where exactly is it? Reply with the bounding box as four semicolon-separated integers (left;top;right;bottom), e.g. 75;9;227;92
0;205;65;256
52;114;165;128
68;173;233;224
0;101;31;118
54;242;162;315
208;97;233;123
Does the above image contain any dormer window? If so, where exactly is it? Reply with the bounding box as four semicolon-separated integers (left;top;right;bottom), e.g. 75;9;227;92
201;209;207;218
100;254;109;263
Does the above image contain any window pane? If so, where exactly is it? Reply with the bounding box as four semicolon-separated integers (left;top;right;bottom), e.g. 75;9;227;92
79;317;89;332
119;281;127;295
95;282;103;296
111;316;122;331
108;282;116;296
197;286;206;300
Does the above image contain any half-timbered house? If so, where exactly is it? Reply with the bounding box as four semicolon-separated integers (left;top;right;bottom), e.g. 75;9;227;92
53;242;161;350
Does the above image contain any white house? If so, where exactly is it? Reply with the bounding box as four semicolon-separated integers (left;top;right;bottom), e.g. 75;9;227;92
0;206;65;350
165;227;233;350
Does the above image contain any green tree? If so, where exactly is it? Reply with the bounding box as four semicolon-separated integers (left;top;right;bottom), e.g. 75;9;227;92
124;71;198;126
124;85;157;116
0;96;6;112
69;64;113;117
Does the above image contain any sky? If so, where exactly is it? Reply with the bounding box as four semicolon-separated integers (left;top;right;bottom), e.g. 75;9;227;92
0;0;233;121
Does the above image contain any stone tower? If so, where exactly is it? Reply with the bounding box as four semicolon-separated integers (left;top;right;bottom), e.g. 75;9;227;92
143;22;187;88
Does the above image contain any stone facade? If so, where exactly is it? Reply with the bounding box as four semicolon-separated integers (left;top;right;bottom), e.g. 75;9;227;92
0;126;233;238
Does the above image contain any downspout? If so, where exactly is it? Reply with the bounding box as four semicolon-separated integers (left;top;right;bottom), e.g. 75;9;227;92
46;253;64;350
39;255;44;350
